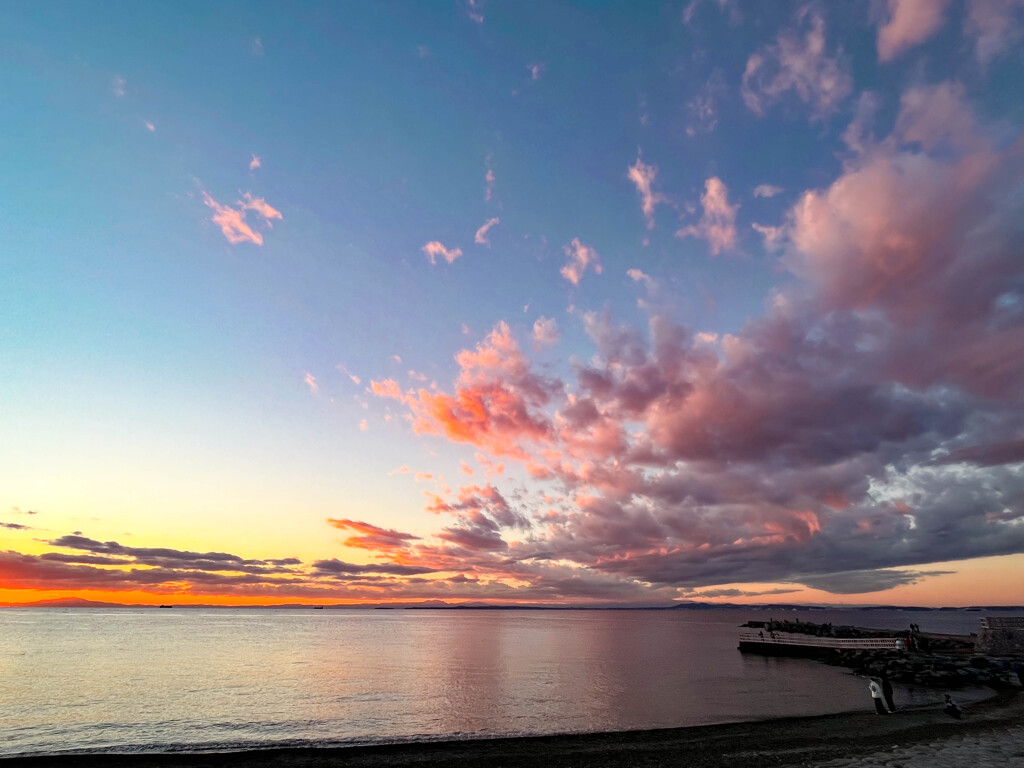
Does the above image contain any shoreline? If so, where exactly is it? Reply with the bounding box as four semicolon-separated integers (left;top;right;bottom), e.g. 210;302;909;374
3;691;1019;768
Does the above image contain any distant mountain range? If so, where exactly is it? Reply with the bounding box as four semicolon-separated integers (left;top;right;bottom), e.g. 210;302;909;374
2;597;1022;611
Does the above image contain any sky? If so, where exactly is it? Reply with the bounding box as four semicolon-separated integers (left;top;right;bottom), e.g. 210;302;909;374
2;0;1024;607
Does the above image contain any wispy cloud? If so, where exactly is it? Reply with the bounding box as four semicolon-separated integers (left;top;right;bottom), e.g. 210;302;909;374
304;372;319;393
422;241;463;265
484;158;496;202
249;154;261;171
532;316;559;347
560;238;603;285
112;76;126;98
753;184;783;198
676;177;738;255
466;0;485;23
965;0;1024;64
527;63;544;81
145;121;156;132
627;152;667;229
742;9;852;120
474;217;500;246
751;222;784;250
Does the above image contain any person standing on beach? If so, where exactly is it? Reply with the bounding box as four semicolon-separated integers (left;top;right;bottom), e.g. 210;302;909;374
881;675;896;713
868;678;887;714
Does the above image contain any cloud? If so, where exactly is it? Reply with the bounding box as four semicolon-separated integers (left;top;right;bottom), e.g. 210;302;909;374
560;238;603;285
474;217;500;246
112;76;126;98
362;82;1024;598
145;122;156;132
627;153;667;229
201;188;283;246
527;63;544;81
303;372;318;394
627;268;657;292
1;522;31;530
797;569;954;594
484;158;496;202
936;438;1024;467
742;9;852;120
359;419;368;431
876;0;951;61
677;177;738;255
965;0;1024;64
422;241;463;265
533;317;559;347
684;71;725;137
327;518;420;553
751;222;784;250
753;184;783;198
312;558;436;576
249;155;261;171
252;37;264;57
466;0;485;23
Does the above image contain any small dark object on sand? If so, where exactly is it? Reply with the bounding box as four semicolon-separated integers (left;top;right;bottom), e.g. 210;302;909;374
943;694;962;720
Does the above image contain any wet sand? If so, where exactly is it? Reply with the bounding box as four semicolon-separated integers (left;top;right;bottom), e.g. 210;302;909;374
3;691;1020;768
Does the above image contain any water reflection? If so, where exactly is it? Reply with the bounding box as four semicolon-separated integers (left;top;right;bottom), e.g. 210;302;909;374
1;607;1006;756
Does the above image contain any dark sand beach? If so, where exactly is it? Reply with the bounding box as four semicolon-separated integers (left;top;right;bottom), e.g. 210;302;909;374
5;691;1019;768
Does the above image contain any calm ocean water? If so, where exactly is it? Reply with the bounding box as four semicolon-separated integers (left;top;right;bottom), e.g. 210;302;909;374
0;607;1006;756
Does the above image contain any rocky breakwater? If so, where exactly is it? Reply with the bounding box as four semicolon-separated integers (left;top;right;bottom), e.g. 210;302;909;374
741;619;1024;691
822;648;1024;691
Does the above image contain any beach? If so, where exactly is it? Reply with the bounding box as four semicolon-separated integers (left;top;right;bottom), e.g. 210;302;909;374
3;691;1018;768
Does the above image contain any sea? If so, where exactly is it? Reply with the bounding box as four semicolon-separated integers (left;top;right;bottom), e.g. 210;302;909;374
0;607;1012;757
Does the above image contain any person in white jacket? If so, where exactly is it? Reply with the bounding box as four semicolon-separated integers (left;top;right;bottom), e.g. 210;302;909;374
868;678;887;714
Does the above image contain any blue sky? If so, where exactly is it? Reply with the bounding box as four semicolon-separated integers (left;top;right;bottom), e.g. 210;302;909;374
2;0;1024;605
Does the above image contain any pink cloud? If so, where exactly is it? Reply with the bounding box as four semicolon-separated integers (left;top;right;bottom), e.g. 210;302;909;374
201;188;283;246
876;0;951;61
303;372;318;394
676;177;738;255
742;10;852;120
560;238;603;285
359;419;368;431
474;217;500;246
627;153;666;229
145;122;156;132
354;81;1024;598
626;268;657;291
249;154;261;171
751;222;783;250
422;241;463;265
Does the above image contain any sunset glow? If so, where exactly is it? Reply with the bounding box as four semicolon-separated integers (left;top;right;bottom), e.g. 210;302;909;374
3;1;1024;608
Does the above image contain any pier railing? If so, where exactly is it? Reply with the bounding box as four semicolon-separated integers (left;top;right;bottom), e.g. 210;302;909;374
738;632;903;650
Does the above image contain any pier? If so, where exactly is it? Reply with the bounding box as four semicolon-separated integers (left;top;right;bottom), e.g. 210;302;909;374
738;631;903;657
